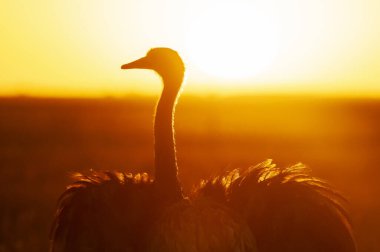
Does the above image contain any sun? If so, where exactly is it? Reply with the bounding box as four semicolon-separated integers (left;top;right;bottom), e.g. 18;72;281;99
184;2;279;80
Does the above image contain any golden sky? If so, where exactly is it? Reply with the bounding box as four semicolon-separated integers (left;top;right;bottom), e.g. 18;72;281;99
0;0;379;97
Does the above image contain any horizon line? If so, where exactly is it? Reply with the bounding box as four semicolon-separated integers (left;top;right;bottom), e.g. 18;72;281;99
1;92;380;101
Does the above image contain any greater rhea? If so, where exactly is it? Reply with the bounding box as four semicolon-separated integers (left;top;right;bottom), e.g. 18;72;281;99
51;48;356;252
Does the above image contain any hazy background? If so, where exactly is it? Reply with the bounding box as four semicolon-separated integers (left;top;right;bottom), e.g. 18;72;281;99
1;0;379;251
0;96;379;251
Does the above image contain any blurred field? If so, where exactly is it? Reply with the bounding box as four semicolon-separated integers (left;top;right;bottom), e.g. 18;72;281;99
0;95;379;251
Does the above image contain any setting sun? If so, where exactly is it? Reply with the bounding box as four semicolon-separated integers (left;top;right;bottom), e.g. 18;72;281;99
184;2;279;79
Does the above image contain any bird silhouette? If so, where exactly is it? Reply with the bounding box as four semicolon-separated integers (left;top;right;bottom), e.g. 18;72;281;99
50;48;356;252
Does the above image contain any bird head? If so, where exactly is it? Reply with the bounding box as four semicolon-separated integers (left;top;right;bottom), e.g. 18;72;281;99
121;48;185;89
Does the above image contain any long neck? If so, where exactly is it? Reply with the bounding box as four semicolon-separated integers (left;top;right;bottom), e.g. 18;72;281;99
154;76;183;201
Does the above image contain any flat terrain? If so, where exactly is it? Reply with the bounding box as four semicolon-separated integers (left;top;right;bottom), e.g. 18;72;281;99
0;96;379;251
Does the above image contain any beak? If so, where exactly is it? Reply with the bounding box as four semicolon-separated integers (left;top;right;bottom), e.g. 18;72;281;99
121;56;150;70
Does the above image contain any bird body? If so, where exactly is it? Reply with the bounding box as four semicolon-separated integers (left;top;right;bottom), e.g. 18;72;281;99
51;48;356;252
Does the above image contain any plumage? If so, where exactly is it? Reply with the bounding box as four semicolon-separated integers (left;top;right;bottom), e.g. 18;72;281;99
51;172;155;251
197;160;356;252
51;48;356;252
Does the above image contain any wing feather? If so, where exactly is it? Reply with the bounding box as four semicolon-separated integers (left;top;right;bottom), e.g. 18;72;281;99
50;171;155;252
229;160;356;252
195;160;356;252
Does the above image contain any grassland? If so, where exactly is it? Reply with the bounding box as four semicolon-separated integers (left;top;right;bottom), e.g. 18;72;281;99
0;96;379;251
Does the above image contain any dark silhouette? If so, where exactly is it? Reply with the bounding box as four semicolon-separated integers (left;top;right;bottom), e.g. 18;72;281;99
50;48;356;252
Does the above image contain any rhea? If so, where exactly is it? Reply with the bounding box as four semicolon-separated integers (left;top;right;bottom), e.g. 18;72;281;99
51;48;356;252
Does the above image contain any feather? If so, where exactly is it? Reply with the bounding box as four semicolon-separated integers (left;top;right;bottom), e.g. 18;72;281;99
230;160;356;252
196;160;356;252
50;171;155;252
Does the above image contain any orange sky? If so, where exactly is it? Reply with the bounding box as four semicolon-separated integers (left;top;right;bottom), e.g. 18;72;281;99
0;0;379;97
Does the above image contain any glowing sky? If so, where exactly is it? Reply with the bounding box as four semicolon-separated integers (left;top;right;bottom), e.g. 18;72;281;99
0;0;379;97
